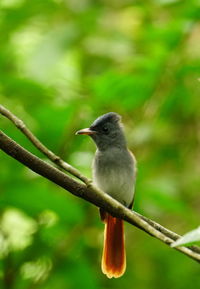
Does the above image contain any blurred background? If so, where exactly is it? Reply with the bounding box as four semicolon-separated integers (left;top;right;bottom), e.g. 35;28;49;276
0;0;200;288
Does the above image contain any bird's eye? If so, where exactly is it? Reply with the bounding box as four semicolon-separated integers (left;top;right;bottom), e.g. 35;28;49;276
102;126;109;134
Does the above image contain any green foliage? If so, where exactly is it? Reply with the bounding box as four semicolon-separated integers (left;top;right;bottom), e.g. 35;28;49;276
172;226;200;247
0;0;200;288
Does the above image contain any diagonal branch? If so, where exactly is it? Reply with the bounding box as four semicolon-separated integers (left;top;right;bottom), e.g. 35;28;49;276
0;129;200;263
0;105;90;185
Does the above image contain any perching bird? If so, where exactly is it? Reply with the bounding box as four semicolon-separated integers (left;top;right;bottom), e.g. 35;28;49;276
76;112;136;278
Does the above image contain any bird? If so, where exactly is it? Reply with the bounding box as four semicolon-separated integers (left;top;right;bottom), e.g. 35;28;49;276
76;112;136;278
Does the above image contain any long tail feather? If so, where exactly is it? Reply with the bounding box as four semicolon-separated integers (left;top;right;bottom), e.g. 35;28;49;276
101;214;126;278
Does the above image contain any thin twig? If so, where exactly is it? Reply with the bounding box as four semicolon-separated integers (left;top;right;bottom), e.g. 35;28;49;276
0;130;200;263
0;105;91;185
136;212;200;255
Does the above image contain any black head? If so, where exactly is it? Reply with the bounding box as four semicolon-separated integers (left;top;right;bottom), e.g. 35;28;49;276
76;112;127;150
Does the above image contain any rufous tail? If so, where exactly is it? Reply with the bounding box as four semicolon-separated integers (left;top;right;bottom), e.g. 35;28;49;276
101;214;126;278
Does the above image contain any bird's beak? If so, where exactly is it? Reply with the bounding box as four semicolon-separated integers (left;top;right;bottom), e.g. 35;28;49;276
75;128;96;135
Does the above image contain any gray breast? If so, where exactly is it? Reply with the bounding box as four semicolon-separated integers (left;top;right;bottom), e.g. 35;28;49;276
92;148;136;207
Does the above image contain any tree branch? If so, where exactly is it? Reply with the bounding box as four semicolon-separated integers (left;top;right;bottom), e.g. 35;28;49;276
0;105;90;185
0;129;200;263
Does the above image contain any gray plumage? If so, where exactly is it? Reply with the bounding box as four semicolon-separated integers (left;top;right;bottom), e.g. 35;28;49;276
76;112;136;278
90;112;136;207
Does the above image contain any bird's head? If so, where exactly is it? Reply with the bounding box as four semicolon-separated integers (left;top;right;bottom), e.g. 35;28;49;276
76;112;126;150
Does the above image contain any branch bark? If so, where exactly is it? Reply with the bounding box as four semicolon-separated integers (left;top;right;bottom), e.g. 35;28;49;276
0;105;90;185
0;129;200;263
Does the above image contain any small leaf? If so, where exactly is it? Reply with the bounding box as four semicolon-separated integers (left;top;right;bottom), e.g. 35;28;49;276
171;226;200;247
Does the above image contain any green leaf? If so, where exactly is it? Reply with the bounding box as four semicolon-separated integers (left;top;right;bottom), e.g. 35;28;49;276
171;226;200;247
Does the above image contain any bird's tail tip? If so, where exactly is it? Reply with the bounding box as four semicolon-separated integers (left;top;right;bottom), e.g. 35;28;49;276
101;214;126;278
